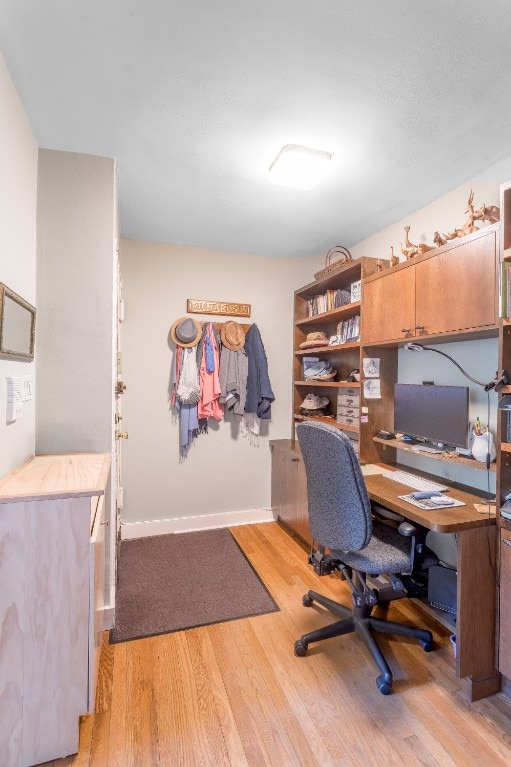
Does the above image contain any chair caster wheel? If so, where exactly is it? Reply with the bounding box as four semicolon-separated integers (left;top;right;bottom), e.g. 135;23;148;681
302;594;313;607
294;640;308;657
420;638;434;652
376;675;392;695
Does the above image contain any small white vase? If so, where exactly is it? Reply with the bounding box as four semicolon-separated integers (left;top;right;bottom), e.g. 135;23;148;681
471;432;496;463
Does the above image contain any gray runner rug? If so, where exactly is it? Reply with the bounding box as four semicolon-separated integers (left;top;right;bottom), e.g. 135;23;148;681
110;527;279;643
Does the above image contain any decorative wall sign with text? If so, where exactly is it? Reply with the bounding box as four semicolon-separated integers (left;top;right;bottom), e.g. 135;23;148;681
187;299;251;318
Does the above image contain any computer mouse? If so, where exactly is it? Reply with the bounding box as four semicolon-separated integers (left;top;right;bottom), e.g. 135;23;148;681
430;495;455;505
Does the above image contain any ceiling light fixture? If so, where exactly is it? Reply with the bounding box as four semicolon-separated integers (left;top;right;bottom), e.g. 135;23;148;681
268;144;332;190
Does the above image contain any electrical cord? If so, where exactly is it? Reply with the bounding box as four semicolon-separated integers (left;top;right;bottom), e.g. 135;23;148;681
484;388;499;587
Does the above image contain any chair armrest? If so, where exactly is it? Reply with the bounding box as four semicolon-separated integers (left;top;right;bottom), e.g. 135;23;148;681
398;521;422;537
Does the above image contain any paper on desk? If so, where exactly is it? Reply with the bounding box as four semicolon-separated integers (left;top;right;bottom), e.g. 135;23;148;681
474;502;496;516
399;494;465;510
361;464;388;476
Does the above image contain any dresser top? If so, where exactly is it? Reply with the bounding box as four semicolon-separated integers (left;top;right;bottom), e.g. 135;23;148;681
0;453;111;503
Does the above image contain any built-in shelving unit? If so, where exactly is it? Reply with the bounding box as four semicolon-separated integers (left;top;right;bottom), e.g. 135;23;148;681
292;257;384;445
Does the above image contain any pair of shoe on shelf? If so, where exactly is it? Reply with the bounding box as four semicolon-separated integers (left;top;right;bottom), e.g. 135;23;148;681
303;361;337;381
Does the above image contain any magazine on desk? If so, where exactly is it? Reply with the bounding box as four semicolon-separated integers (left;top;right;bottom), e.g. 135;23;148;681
399;494;466;511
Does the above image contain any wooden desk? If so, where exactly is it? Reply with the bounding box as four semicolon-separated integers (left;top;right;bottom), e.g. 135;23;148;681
364;468;499;702
271;440;499;700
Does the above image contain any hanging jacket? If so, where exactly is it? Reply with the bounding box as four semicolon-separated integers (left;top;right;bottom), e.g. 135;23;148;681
244;324;274;419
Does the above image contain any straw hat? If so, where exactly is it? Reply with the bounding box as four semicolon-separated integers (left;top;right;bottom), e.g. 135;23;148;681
170;316;202;347
221;321;245;351
299;331;329;349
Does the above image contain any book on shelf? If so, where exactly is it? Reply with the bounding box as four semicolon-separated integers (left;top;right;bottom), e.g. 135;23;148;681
500;260;511;318
307;288;351;317
335;315;360;343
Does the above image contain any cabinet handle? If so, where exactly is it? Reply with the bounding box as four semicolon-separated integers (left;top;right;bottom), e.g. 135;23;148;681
401;328;410;333
415;324;425;330
291;457;299;462
502;538;511;548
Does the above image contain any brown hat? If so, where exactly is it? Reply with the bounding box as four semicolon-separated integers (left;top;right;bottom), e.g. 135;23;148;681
299;331;329;350
221;321;245;351
170;316;202;347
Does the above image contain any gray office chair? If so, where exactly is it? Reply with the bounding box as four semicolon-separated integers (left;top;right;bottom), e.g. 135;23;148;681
295;421;433;695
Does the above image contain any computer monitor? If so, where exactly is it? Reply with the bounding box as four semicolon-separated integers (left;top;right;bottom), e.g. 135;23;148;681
393;383;470;449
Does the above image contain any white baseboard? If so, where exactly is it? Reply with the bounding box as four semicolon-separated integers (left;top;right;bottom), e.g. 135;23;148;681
121;507;276;540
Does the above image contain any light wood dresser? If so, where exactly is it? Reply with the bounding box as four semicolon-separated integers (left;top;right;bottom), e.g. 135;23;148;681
0;452;111;767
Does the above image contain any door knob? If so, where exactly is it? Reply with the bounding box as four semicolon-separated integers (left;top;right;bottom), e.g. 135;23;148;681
116;431;129;440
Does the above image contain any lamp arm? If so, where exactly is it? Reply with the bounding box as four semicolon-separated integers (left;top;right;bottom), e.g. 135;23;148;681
428;348;488;387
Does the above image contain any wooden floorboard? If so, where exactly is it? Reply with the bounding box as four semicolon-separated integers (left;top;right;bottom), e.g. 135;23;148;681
37;521;511;766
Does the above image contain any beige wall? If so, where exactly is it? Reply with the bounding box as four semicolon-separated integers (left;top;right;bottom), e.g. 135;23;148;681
0;50;38;478
350;157;511;263
36;149;116;456
120;240;315;524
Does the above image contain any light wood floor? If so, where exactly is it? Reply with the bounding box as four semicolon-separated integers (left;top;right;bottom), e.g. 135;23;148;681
42;521;511;767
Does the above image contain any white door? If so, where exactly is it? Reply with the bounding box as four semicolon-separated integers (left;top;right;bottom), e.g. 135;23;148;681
113;263;126;573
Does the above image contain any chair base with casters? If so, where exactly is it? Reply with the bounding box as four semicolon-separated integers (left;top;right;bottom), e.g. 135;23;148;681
294;557;434;695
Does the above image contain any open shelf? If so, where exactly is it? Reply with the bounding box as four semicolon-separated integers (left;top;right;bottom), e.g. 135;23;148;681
294;380;360;388
294;341;360;355
410;598;456;632
295;301;360;328
373;436;496;472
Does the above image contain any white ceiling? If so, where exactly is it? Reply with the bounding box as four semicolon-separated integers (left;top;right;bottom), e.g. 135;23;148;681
1;1;511;258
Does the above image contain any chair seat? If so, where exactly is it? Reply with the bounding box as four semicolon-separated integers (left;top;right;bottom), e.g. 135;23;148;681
331;519;413;575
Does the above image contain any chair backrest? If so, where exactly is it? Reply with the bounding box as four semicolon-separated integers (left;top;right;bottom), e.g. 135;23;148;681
296;421;372;551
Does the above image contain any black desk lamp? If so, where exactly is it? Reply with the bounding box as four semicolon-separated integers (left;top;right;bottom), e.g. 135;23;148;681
404;342;509;392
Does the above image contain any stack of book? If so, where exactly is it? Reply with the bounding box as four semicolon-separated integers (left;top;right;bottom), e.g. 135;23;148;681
307;288;351;316
336;315;360;343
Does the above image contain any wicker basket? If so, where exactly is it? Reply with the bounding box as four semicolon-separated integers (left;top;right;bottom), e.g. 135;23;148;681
314;245;353;280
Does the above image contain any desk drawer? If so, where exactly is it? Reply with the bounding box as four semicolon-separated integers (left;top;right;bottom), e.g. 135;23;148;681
337;405;359;418
337;414;358;427
337;389;360;407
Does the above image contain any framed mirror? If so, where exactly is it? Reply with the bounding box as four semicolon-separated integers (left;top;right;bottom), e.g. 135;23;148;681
0;282;36;361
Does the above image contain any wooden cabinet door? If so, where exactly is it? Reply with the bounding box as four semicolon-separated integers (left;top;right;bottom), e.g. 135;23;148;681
362;267;416;344
293;455;311;545
499;529;511;679
271;443;311;544
271;446;297;531
415;230;497;335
